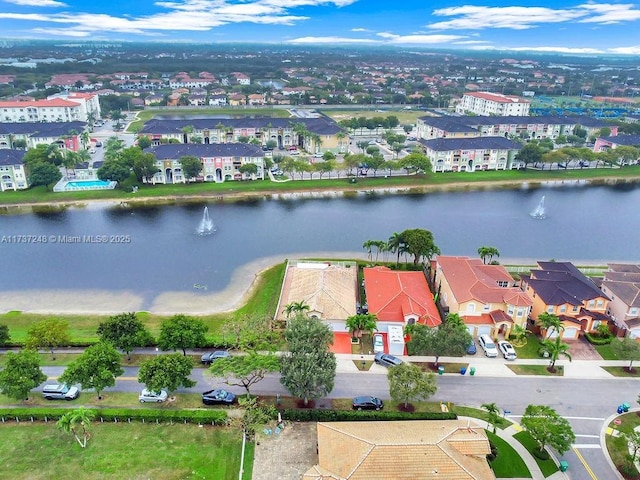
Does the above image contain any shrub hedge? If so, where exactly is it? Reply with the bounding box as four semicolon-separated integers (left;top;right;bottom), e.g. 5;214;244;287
281;409;457;422
0;407;228;425
585;332;613;345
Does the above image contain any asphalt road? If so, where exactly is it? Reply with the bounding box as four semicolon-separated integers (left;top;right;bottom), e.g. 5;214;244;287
41;366;633;480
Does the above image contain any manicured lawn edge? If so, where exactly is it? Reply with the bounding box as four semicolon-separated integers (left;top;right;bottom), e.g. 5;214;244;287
487;430;532;478
513;430;560;477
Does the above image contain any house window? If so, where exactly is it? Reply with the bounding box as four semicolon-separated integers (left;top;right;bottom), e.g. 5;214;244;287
597;300;603;308
547;305;554;313
572;306;578;312
483;304;490;312
630;307;638;316
466;303;476;314
588;300;595;308
517;308;524;317
508;306;514;315
560;305;567;313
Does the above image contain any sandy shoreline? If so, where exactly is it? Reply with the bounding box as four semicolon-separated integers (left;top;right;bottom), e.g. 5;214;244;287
2;174;639;212
0;251;616;316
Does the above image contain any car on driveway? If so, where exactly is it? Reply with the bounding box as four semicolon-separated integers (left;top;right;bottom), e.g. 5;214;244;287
202;389;236;405
42;383;79;400
352;395;383;410
478;334;498;358
201;350;231;365
467;340;477;355
373;333;384;353
374;352;402;367
139;389;168;403
498;340;517;360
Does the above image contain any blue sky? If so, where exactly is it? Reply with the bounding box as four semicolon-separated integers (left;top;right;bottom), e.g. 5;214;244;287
1;0;639;54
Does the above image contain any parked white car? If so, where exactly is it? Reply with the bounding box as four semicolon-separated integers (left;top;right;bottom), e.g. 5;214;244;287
139;389;168;403
498;341;517;360
373;333;384;353
478;334;498;358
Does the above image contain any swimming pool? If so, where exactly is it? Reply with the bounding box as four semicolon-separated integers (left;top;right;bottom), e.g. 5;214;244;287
54;179;117;192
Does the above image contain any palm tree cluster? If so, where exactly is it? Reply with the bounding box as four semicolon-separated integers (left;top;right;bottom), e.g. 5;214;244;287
363;228;440;266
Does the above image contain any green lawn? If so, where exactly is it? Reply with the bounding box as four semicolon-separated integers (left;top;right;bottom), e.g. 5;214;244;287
487;430;532;478
513;431;560;477
606;411;640;477
2;164;640;206
452;405;512;430
0;422;245;480
513;334;545;359
507;364;564;376
602;366;640;377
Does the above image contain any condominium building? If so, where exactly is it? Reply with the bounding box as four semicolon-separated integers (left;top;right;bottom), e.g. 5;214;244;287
456;92;530;116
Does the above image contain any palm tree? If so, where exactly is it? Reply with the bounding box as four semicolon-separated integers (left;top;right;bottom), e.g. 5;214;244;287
362;240;374;261
283;301;310;320
537;312;564;339
481;402;501;433
336;131;346;153
57;407;95;448
80;131;90;150
510;324;531;347
346;313;378;353
477;246;500;264
542;335;572;372
371;240;386;262
387;232;405;266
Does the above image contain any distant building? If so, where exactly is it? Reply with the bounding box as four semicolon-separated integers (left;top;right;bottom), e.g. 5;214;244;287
594;134;640;157
456;92;530;116
0;92;100;124
0;121;87;152
418;136;523;172
0;149;28;191
144;143;265;184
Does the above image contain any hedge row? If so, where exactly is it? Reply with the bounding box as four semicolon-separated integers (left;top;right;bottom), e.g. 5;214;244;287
0;407;228;425
281;409;457;422
585;332;613;345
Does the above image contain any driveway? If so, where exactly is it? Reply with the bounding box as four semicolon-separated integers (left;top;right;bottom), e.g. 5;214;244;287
568;336;601;360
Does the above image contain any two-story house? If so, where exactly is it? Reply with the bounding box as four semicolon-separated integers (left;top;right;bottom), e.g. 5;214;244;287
520;261;611;339
434;256;532;339
363;266;441;355
601;263;640;338
0;149;28;191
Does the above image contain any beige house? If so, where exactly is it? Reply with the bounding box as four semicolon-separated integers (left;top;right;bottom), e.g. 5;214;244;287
601;263;640;338
304;420;494;480
434;256;532;338
276;260;358;329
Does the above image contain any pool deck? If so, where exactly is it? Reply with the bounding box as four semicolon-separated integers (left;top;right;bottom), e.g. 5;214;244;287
53;178;117;192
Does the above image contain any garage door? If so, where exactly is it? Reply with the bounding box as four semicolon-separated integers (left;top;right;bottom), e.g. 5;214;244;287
466;325;475;337
630;329;640;339
477;325;492;337
562;327;579;340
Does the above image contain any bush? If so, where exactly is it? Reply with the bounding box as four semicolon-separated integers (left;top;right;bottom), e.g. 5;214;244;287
533;448;550;460
0;407;228;425
619;460;639;479
281;409;456;422
585;332;613;345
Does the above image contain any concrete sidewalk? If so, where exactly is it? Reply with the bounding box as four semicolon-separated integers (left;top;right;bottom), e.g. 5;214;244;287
335;353;631;379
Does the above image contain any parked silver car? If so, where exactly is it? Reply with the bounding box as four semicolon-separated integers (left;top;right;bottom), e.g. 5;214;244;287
139;389;168;403
42;383;79;400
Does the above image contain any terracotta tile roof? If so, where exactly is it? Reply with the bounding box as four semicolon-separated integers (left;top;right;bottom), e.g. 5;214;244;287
364;266;441;327
436;256;532;307
0;98;81;108
464;92;529;104
304;420;494;480
278;261;358;321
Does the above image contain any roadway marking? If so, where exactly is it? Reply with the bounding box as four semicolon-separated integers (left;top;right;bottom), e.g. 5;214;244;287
575;434;600;439
573;446;599;480
508;415;605;421
572;444;602;449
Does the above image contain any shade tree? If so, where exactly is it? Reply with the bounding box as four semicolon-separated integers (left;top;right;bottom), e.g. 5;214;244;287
97;312;153;361
25;318;70;360
0;349;47;402
137;353;196;395
157;314;208;355
521;404;575;455
387;362;437;409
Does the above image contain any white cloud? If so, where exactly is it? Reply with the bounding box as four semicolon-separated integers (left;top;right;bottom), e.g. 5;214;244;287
577;3;640;23
351;27;371;32
469;45;605;54
429;3;640;30
377;32;466;44
429;6;582;30
288;36;377;44
5;0;66;6
0;0;358;37
608;45;640;54
453;40;493;45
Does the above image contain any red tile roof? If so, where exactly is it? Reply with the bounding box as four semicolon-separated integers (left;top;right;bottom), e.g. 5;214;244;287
465;92;530;104
364;266;441;327
436;256;532;307
0;98;80;108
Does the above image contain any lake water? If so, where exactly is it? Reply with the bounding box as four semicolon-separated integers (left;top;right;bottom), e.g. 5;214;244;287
1;181;639;311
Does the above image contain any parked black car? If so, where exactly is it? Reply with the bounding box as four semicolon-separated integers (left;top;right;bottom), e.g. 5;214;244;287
352;395;383;411
374;352;403;367
200;350;230;365
202;389;237;405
